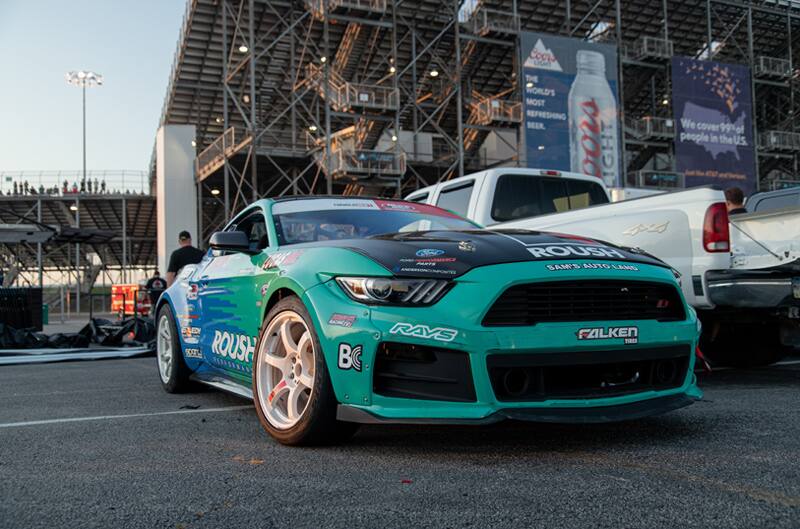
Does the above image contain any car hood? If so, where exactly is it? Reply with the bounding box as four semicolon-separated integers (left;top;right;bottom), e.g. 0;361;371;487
296;229;669;279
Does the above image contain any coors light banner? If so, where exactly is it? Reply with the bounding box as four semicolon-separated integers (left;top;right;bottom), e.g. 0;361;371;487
521;32;621;187
671;57;756;194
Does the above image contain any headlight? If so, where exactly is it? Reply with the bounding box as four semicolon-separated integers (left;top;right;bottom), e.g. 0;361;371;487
335;277;450;305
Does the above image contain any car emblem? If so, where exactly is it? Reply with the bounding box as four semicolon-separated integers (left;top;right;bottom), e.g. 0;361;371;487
416;248;445;257
457;241;475;252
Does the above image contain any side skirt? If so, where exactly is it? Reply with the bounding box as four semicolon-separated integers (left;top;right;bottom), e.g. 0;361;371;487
190;372;253;400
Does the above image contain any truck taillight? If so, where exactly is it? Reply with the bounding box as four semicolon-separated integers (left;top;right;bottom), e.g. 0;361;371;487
703;202;730;252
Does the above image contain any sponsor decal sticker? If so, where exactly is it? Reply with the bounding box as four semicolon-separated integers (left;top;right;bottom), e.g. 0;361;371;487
263;250;304;270
211;330;257;362
576;326;639;345
457;241;476;252
338;343;363;371
260;283;270;297
328;313;357;328
184;347;202;359
396;266;457;276
416;248;445;258
527;244;626;259
187;283;199;300
389;323;458;342
181;326;201;337
546;263;639;271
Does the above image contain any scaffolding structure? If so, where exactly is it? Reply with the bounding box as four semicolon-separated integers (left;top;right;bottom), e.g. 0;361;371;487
155;0;800;241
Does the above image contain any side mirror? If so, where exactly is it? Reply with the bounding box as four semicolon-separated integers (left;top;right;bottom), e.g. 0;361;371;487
209;231;255;254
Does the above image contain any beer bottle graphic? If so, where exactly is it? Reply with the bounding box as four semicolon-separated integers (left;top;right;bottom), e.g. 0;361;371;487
568;50;619;187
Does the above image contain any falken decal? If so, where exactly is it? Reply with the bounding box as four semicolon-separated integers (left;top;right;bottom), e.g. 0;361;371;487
184;347;202;359
338;343;363;371
546;263;639;271
263;250;304;270
389;323;458;342
527;244;626;259
211;330;257;362
576;326;639;345
328;313;357;328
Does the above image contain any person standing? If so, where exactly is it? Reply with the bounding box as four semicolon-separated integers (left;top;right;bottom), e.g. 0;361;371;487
145;271;168;314
166;231;205;286
724;187;747;215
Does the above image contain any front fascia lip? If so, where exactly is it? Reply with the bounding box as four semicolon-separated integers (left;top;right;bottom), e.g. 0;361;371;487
334;276;452;306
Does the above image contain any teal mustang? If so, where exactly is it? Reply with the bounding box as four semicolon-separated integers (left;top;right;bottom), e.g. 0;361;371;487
155;196;702;445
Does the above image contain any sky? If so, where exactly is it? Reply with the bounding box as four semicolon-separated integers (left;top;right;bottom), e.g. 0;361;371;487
0;1;186;173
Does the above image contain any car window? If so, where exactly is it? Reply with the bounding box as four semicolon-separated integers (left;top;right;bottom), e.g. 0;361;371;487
491;174;544;221
565;179;609;210
229;211;268;250
436;182;473;216
407;192;429;203
272;202;478;245
752;194;797;212
539;178;570;214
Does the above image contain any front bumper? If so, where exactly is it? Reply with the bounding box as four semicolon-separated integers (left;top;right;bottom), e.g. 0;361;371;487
337;393;697;425
707;268;800;309
304;260;702;424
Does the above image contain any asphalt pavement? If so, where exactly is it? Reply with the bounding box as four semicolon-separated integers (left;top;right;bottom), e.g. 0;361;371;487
1;356;799;529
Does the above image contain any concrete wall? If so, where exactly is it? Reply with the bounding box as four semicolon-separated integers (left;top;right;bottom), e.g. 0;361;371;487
156;125;197;275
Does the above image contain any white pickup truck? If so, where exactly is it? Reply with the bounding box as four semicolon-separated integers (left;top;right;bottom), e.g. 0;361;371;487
406;168;800;366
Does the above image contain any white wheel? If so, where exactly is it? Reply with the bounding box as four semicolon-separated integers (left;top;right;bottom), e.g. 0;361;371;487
255;310;315;430
157;313;173;384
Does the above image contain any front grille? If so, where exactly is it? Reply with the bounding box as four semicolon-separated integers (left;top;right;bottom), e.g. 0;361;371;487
487;345;691;401
482;280;685;326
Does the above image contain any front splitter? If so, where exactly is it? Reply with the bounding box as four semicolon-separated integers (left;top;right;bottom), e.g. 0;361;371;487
337;393;696;425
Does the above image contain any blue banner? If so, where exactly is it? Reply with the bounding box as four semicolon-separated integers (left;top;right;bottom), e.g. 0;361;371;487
521;33;620;187
672;57;756;194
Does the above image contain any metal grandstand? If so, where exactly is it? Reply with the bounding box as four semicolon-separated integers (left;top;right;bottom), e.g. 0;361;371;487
0;170;155;295
154;0;800;241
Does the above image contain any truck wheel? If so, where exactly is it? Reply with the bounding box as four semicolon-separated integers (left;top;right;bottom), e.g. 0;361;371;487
252;296;358;446
156;304;193;392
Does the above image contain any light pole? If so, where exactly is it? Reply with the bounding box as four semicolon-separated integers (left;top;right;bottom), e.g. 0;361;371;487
65;70;102;315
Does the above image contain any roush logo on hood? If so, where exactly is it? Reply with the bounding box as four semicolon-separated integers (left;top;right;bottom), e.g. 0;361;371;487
527;244;626;259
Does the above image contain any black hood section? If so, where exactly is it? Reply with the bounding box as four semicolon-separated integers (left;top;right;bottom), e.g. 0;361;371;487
297;229;669;279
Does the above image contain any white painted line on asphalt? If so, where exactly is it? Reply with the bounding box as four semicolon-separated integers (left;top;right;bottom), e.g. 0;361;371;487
0;405;253;429
775;359;800;366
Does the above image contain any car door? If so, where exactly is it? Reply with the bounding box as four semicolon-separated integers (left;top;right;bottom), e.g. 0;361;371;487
199;207;270;382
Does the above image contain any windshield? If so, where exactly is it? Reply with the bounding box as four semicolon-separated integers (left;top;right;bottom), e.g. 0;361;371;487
272;198;478;245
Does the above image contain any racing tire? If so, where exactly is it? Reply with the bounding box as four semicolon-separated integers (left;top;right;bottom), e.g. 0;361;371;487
253;296;358;446
156;304;193;393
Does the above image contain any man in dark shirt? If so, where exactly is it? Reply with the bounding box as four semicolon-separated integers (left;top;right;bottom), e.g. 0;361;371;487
724;187;748;215
166;231;206;286
145;271;168;308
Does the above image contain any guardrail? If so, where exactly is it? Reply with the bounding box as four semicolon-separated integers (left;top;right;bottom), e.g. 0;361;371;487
305;63;398;112
470;97;522;125
464;4;519;35
623;36;674;61
304;0;386;19
0;170;149;196
626;116;675;139
754;56;793;78
759;130;800;151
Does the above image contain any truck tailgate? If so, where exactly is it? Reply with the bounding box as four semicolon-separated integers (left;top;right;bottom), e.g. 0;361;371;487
730;207;800;270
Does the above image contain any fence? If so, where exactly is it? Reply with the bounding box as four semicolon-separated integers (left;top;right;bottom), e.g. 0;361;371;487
0;170;149;196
